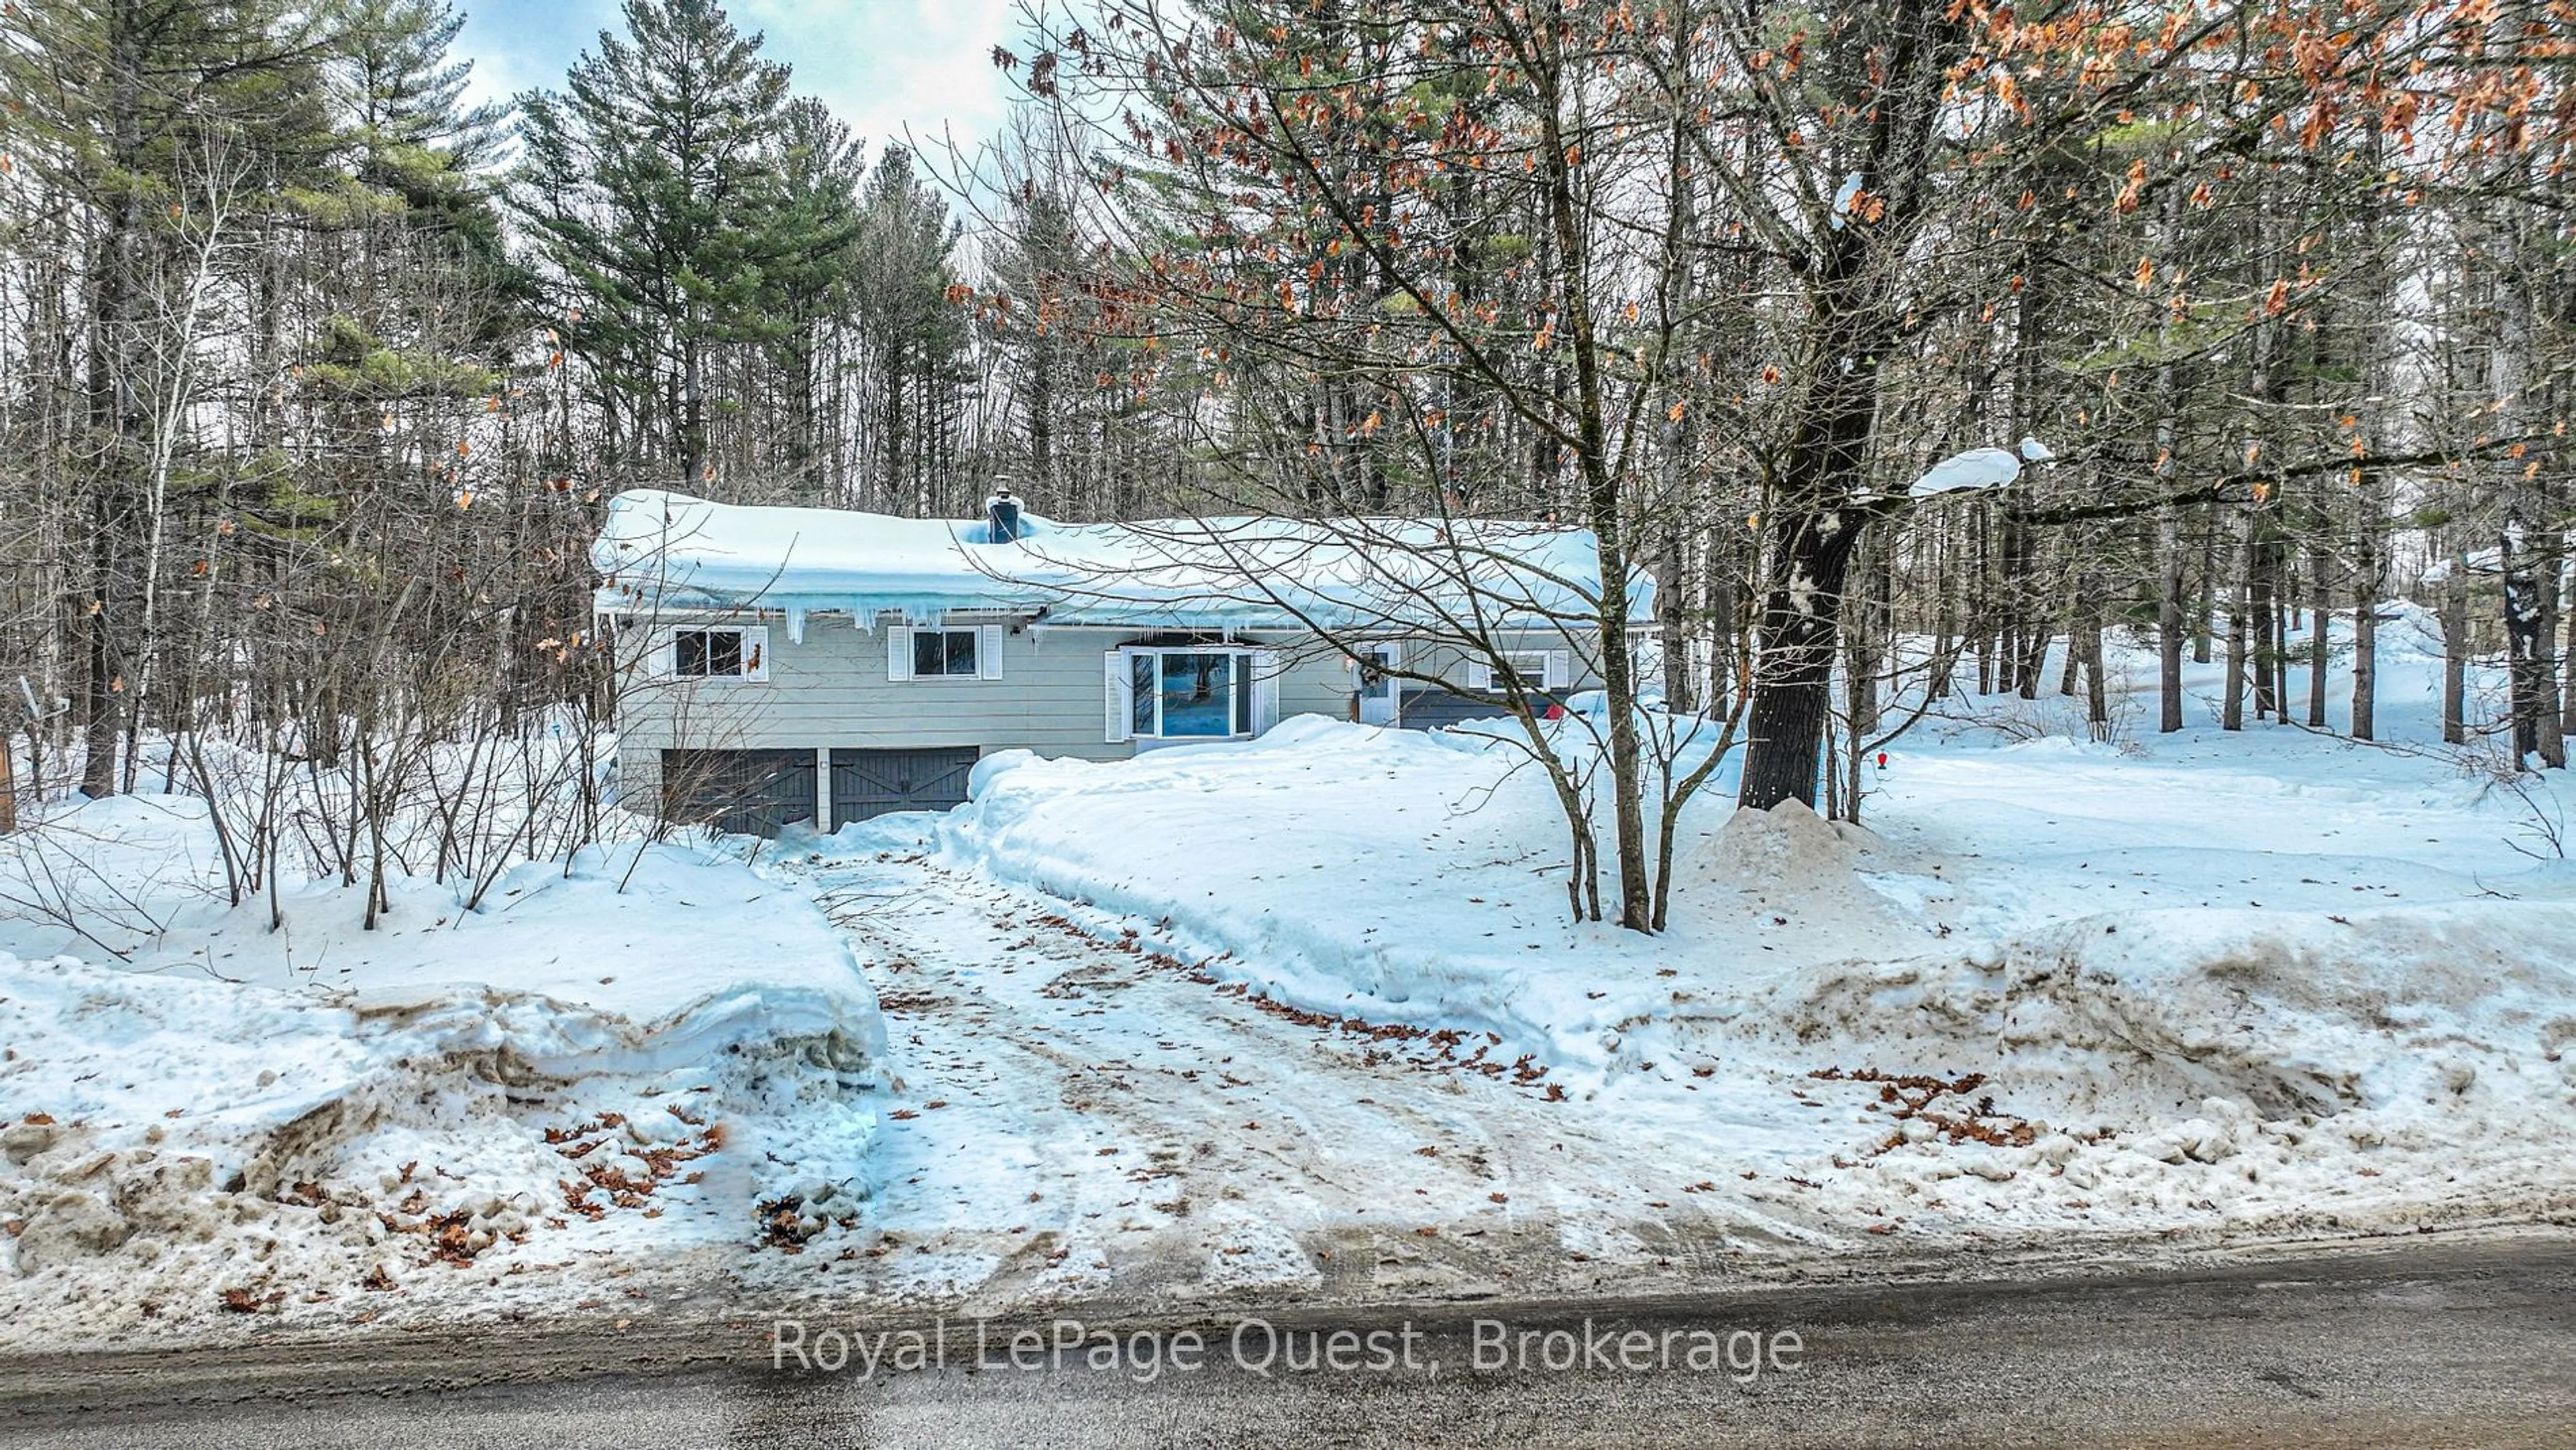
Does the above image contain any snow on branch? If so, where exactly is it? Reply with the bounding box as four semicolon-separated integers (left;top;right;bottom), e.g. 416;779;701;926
1907;438;2054;499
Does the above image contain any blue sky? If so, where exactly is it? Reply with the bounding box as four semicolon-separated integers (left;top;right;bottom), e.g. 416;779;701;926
457;0;1022;163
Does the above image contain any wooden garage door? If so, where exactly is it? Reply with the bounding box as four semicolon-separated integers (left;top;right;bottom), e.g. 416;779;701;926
659;748;818;837
830;747;979;824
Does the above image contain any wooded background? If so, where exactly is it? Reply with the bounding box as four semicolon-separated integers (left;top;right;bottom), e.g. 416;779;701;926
0;0;2567;864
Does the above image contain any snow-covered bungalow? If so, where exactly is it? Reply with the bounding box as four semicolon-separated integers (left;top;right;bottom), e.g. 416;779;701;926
591;488;1647;834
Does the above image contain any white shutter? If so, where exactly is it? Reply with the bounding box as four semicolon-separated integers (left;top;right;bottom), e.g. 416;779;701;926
1546;649;1572;690
645;625;677;680
1105;651;1134;742
979;624;1004;680
1473;658;1497;692
886;625;912;681
741;626;771;682
1251;650;1280;735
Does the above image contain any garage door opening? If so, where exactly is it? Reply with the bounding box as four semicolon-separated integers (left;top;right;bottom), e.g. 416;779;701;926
831;746;979;825
659;748;817;837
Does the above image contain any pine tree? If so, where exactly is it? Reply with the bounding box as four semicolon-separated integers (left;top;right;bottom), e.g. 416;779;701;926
514;0;796;486
763;98;866;499
333;0;505;244
987;146;1080;498
853;145;967;512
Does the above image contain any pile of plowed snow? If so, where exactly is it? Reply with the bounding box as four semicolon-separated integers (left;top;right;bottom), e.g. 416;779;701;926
1676;902;2576;1233
0;839;887;1346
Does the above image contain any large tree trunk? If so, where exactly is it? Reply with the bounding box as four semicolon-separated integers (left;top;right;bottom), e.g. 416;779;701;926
1735;0;1952;813
2222;511;2251;732
2306;543;2330;728
1741;502;1873;811
2352;523;2381;741
2157;510;2186;731
2504;522;2553;767
1654;521;1697;715
76;0;150;799
2536;540;2565;768
1737;248;1889;811
2249;536;2279;721
2192;511;2218;664
2441;569;2469;746
2559;572;2576;752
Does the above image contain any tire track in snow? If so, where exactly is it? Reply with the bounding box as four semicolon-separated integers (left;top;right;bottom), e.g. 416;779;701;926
788;852;1820;1309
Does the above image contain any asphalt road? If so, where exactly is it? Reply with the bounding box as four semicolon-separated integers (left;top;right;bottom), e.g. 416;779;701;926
3;1235;2571;1448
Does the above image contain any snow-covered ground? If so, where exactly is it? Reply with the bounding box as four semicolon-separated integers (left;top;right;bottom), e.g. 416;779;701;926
0;829;888;1348
810;604;2575;1292
5;604;2573;1347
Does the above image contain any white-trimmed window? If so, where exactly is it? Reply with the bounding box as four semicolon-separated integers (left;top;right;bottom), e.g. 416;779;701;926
1481;649;1569;692
1106;646;1277;742
671;625;768;681
887;623;1004;682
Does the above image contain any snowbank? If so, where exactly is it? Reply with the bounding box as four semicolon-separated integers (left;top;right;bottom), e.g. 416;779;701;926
885;718;1922;1070
851;617;2576;1248
1680;798;1905;935
0;835;888;1347
868;715;1688;1061
1719;902;2576;1231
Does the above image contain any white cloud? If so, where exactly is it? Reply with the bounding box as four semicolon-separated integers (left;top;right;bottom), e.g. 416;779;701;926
741;0;1023;160
457;1;622;109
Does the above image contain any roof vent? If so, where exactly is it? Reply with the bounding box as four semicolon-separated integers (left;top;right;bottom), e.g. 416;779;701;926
985;487;1023;544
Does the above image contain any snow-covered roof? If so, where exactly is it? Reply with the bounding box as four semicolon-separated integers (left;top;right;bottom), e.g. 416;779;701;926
2420;548;2503;586
592;490;1650;632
